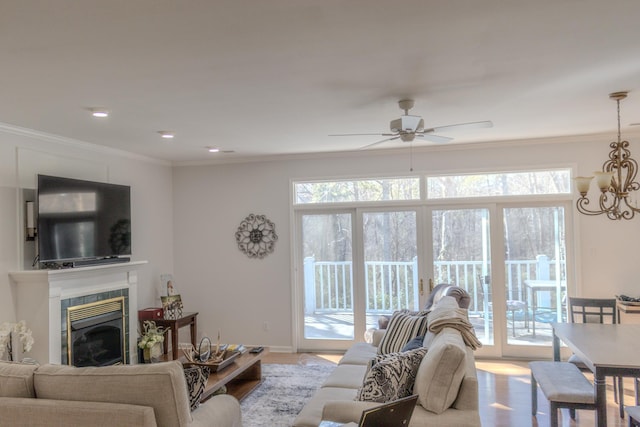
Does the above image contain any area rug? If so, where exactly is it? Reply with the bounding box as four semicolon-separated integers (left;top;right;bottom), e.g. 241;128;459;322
240;363;335;427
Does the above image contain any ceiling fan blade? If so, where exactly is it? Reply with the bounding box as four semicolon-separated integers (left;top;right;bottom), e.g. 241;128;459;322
359;136;400;150
415;133;453;143
329;133;395;137
427;120;493;133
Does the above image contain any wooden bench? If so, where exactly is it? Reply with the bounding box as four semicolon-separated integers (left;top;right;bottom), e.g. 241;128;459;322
530;361;596;427
627;406;640;427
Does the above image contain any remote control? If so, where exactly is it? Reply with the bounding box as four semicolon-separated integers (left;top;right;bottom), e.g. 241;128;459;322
250;346;264;353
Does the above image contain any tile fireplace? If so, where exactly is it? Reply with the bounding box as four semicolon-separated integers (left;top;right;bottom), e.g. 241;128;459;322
8;261;146;364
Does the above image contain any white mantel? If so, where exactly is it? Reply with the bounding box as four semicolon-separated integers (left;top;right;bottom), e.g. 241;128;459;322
8;261;147;364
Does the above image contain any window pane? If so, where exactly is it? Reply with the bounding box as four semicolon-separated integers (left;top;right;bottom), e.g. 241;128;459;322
294;178;420;204
363;211;419;330
427;170;571;199
432;208;492;345
302;213;354;340
503;206;567;346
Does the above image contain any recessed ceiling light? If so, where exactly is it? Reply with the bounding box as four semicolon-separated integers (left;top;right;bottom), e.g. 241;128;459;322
90;108;109;118
158;131;175;139
208;147;220;153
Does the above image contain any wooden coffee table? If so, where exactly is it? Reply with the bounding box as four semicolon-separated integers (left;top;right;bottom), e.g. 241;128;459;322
198;347;268;402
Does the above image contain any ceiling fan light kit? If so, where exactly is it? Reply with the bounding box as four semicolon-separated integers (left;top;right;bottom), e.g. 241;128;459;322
330;99;492;149
390;115;424;133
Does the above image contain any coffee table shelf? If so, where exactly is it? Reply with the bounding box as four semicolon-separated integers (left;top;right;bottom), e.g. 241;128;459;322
200;347;268;402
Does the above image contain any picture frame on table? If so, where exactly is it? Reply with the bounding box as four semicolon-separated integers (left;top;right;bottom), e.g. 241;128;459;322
161;294;183;319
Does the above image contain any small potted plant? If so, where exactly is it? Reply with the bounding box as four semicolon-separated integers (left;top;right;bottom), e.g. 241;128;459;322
138;320;169;363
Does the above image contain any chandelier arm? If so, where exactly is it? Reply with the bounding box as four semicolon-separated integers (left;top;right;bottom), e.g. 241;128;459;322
576;196;611;216
620;142;640;194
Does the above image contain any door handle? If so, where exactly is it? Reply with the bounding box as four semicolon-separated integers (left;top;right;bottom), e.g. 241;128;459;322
429;278;434;292
419;279;424;296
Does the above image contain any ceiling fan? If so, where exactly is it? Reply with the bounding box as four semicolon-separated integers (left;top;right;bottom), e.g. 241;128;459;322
330;99;493;149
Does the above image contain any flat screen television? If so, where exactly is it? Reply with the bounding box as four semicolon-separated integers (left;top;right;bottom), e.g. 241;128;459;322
37;174;131;265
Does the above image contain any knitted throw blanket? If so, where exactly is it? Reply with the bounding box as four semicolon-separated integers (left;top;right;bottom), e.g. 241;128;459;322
428;306;483;350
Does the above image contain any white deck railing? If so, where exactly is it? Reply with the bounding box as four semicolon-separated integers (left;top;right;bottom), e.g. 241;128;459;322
304;256;565;315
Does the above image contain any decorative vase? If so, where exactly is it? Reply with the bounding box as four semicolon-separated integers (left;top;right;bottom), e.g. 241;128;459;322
143;342;163;363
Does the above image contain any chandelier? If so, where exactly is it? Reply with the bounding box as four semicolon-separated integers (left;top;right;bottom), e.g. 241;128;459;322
575;91;640;220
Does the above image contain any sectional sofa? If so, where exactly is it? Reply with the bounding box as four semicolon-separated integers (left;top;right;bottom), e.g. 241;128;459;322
0;360;241;427
293;295;481;427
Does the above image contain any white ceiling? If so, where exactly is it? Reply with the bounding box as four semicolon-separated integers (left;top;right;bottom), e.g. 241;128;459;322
2;0;640;164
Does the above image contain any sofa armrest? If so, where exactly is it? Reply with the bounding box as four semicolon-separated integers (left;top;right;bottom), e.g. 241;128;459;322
0;397;157;427
191;394;242;427
370;329;387;347
321;400;380;424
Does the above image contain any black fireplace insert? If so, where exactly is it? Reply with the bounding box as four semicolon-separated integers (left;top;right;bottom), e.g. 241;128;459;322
68;297;125;367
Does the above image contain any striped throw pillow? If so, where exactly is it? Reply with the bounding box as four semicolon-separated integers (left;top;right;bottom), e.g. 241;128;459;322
377;310;429;354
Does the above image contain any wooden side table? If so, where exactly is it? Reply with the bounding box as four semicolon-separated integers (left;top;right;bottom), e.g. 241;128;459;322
617;301;640;324
151;312;198;360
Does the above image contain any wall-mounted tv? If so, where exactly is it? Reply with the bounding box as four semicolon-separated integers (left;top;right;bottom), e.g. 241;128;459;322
37;174;131;265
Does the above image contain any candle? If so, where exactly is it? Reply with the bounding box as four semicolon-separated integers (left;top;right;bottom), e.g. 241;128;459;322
216;330;220;355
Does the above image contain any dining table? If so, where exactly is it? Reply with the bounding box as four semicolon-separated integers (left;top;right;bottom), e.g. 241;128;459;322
551;322;640;427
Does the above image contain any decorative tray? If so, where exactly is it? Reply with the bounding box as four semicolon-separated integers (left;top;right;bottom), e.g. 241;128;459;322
617;300;640;306
616;295;640;306
183;349;241;372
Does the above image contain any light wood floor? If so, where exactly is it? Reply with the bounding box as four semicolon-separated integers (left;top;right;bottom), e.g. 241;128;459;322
263;352;636;427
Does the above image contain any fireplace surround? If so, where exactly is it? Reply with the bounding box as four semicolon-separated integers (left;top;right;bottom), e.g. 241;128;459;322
8;261;145;364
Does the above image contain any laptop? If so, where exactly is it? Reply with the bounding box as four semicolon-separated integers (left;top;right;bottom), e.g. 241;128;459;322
319;395;418;427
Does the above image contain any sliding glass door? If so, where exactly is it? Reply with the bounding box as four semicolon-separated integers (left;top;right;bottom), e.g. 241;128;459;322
502;205;568;355
298;208;422;351
293;171;574;356
431;208;493;345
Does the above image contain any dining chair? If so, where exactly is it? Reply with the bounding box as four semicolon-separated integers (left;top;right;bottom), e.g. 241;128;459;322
567;297;624;417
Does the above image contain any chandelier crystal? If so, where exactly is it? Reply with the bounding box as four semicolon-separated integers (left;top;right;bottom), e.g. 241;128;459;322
575;92;640;220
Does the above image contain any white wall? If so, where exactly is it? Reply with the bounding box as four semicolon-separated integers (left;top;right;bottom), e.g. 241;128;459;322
0;130;175;338
3;125;639;355
172;136;640;352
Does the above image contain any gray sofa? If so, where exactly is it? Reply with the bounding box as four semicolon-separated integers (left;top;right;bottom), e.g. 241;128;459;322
0;360;242;427
293;295;481;427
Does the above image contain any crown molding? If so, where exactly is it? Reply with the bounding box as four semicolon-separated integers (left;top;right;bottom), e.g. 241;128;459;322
0;122;170;166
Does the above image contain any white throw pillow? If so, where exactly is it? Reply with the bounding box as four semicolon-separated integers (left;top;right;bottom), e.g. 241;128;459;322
377;310;429;355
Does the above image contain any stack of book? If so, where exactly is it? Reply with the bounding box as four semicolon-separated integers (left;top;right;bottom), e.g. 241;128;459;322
220;344;247;354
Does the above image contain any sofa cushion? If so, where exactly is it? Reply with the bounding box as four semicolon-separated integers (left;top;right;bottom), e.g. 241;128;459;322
294;386;358;427
0;360;38;398
0;396;157;427
355;347;427;403
339;342;378;366
34;361;192;427
323;364;368;389
414;327;466;414
377;311;429;355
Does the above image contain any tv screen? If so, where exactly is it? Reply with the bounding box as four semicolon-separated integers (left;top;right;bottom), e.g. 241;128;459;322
37;174;131;264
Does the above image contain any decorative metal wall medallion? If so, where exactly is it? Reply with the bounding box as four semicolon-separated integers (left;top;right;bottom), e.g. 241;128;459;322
235;214;278;259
